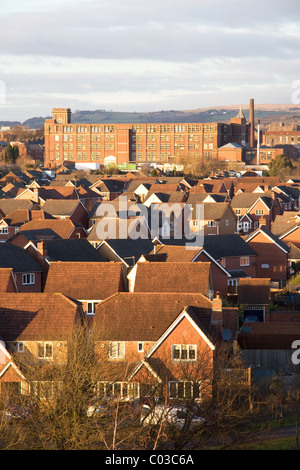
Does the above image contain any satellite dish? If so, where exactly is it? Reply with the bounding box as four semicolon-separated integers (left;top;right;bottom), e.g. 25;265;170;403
222;329;232;341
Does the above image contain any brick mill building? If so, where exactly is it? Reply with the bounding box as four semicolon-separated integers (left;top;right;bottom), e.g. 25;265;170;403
44;101;256;169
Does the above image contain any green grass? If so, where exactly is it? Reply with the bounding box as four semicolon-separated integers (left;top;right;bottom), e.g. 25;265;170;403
232;437;300;450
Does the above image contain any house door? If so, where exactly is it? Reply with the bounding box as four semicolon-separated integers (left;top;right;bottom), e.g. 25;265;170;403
243;222;249;232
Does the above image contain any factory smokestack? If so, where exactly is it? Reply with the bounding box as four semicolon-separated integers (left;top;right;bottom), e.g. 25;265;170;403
249;98;255;148
257;120;260;165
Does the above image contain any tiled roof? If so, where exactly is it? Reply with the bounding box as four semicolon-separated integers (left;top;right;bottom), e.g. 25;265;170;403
0;243;43;273
238;322;300;349
0;199;36;216
131;261;211;295
93;292;213;342
149;244;201;262
41;199;83;216
144;191;186;204
203;234;256;259
44;261;126;300
238;278;270;305
3;209;54;227
10;229;62;243
0;268;18;292
44;239;107;262
98;238;155;264
19;219;83;239
0;293;81;341
191;202;234;220
271;212;300;236
246;225;290;253
231;192;273;209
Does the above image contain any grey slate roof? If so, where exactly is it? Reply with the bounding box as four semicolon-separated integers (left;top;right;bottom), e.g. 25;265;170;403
101;238;155;265
45;238;106;262
0;243;43;273
203;234;257;259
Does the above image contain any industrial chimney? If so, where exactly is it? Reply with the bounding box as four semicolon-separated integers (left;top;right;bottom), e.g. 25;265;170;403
249;98;255;148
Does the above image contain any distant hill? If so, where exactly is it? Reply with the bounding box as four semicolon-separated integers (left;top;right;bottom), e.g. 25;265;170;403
4;104;300;130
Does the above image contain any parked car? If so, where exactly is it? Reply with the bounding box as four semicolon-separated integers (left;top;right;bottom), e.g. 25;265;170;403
243;315;259;323
87;397;109;418
87;396;137;418
3;397;38;421
140;403;205;430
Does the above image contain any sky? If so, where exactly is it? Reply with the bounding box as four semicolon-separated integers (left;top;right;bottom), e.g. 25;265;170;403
0;0;300;122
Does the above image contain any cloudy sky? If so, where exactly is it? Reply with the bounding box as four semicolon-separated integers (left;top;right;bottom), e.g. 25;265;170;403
0;0;300;122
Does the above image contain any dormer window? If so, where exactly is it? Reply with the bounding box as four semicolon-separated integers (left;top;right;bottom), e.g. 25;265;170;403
22;273;35;285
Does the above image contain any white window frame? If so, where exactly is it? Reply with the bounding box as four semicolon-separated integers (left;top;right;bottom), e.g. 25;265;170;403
22;273;35;285
240;256;250;266
138;342;144;353
255;209;264;215
86;301;99;316
207;220;216;227
168;381;201;399
109;341;125;359
0;226;8;234
172;344;197;362
37;342;53;360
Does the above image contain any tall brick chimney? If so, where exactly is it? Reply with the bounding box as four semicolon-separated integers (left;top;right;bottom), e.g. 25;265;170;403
211;291;223;324
249;98;255;148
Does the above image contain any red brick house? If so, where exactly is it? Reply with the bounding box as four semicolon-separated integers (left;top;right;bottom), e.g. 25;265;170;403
231;193;277;233
41;199;89;228
92;292;240;402
0;243;44;292
43;261;127;318
0;293;85;397
128;261;214;299
189;202;237;236
245;226;290;287
141;243;230;299
0;209;55;243
18;219;87;239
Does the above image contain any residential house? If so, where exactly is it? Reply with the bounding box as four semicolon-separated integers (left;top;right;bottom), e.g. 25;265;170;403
272;185;300;211
89;178;127;201
231;192;278;233
0;342;27;397
92;292;240;402
189;202;237;236
143;191;187;208
95;238;155;269
271;212;300;237
245;225;290;288
0;293;85;396
144;243;230;298
41;199;89;228
15;186;78;205
0;243;43;292
201;234;257;296
9;229;63;251
0;199;40;216
43;261;127;318
127;261;214;299
0;209;54;242
18;219;87;239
